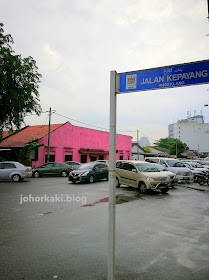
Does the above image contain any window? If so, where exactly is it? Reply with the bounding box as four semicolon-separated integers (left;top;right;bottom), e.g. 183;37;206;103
4;163;16;169
159;159;166;166
90;155;97;161
81;155;87;163
116;162;122;169
54;163;63;167
45;154;55;163
44;163;54;168
146;158;158;163
65;154;72;161
0;163;4;169
119;155;123;160
99;155;104;160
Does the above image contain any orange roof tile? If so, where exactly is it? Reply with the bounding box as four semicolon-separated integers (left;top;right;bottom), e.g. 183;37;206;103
0;123;65;147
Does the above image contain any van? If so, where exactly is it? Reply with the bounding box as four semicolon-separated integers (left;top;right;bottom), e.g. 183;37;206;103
116;160;170;193
145;157;193;183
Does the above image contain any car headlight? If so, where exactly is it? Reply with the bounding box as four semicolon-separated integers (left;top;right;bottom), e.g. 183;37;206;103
146;177;155;181
81;171;89;176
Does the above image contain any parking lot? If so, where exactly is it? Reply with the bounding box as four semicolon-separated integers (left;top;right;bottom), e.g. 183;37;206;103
0;178;209;280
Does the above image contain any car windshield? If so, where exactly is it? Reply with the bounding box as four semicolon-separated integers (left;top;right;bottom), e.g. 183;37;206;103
166;160;185;167
135;163;160;172
155;164;167;171
78;162;95;170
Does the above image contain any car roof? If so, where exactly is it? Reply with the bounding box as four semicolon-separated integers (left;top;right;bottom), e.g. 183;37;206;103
117;160;147;164
146;157;178;160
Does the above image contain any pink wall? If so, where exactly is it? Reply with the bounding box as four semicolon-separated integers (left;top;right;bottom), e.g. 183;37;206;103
32;122;132;167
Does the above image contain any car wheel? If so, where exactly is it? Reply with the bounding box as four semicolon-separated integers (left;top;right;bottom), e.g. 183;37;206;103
161;187;169;193
197;176;205;185
138;182;147;194
61;171;68;177
116;177;120;188
12;174;21;182
89;175;94;183
33;171;40;178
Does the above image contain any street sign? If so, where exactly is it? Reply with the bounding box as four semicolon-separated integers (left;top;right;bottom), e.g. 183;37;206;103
108;59;209;280
119;60;209;93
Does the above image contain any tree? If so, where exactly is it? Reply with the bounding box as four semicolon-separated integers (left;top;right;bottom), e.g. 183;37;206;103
154;137;189;157
0;23;42;140
18;139;44;165
143;146;151;153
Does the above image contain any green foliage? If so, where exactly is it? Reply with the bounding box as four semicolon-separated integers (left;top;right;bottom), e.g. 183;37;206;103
143;146;151;153
18;139;44;164
0;23;42;140
154;137;189;157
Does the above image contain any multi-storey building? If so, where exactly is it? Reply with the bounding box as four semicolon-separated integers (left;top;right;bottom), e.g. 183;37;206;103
168;114;209;154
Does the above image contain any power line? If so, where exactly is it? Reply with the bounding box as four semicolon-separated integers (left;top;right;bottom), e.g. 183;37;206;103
53;111;159;141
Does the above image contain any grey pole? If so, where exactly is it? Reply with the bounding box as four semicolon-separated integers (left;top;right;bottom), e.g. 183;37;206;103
108;70;117;280
137;129;139;160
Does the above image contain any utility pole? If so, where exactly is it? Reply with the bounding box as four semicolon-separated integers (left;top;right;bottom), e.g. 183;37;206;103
137;129;139;160
47;107;52;163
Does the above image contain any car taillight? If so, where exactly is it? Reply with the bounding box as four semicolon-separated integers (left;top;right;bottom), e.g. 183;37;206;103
25;168;30;172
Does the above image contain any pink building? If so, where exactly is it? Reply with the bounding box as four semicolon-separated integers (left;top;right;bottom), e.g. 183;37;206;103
0;122;132;167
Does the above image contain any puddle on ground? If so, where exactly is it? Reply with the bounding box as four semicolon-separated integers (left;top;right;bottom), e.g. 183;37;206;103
82;193;141;207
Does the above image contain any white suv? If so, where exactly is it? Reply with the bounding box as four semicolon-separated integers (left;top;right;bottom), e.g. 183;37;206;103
145;157;193;183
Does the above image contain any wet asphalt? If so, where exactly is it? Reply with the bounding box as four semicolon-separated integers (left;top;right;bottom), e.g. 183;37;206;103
0;177;209;280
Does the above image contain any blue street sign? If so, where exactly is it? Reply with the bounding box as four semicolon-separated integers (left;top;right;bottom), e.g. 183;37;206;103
119;60;209;93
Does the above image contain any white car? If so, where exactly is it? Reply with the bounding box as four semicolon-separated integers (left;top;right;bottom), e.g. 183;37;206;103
0;161;32;182
151;163;178;186
145;157;193;183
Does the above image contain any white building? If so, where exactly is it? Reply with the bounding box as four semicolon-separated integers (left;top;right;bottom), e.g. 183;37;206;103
168;114;209;154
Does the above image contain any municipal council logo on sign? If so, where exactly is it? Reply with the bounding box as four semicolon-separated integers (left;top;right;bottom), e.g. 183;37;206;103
126;74;137;89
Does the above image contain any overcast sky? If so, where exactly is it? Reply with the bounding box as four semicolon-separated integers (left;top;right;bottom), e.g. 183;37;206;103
1;0;209;144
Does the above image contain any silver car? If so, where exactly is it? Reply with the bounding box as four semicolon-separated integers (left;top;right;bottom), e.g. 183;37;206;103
145;157;193;183
0;161;32;182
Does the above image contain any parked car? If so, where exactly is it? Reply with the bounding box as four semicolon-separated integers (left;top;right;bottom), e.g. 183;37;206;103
116;160;170;193
0;161;32;182
68;162;109;183
33;162;72;177
192;160;209;169
96;160;109;165
183;161;209;173
150;163;178;186
65;161;82;170
145;157;193;183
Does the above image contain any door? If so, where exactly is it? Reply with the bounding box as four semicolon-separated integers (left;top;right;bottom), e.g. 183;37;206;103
40;163;54;175
123;163;138;187
93;164;103;180
2;163;17;179
96;163;108;180
0;163;4;179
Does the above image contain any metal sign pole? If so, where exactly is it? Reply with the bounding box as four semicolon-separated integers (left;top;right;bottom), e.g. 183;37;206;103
108;70;117;280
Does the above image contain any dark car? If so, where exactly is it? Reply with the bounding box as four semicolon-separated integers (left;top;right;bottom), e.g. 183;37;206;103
68;162;109;183
33;162;72;177
65;161;82;170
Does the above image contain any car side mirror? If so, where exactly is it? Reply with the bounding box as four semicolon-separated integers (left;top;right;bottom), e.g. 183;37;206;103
132;169;136;173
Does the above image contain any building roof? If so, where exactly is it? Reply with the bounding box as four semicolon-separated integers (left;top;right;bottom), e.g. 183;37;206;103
0;123;64;147
2;131;9;138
